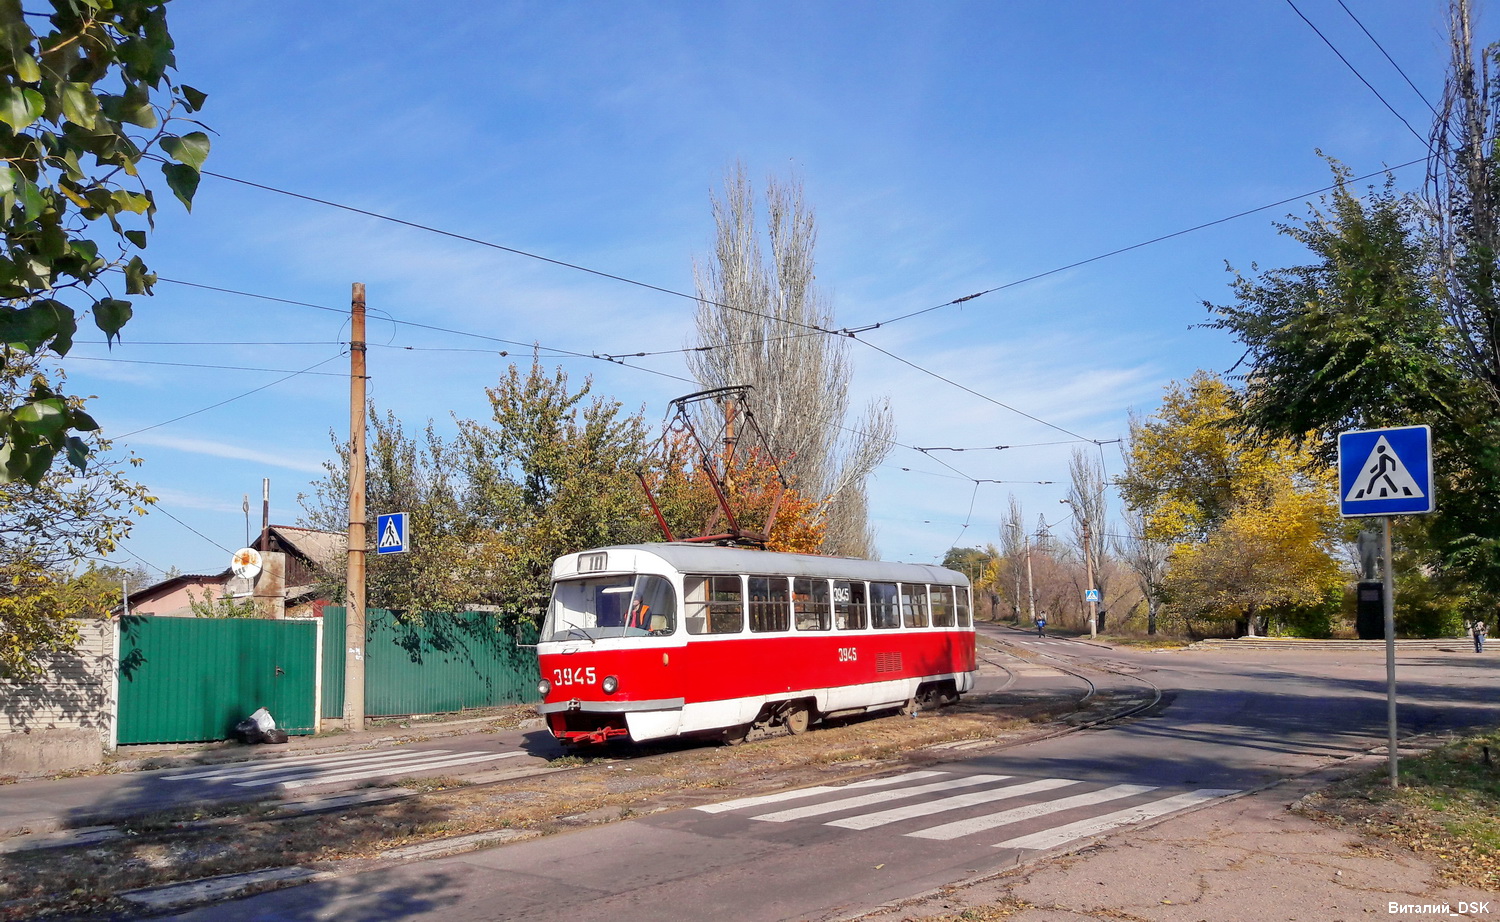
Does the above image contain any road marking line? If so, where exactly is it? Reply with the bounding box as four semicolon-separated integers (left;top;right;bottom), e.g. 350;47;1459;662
906;783;1156;840
693;771;945;814
750;774;1011;823
271;751;526;789
162;748;453;781
828;777;1081;830
994;788;1240;849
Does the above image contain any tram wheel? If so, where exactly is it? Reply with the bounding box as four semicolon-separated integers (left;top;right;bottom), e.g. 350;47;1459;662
784;702;811;735
720;723;752;746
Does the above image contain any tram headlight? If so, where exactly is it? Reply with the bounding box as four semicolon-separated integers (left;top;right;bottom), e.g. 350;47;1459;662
538;678;552;696
602;675;619;694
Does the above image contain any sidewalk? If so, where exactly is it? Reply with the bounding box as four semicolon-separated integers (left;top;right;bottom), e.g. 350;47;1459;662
100;708;538;775
0;709;542;840
859;754;1496;922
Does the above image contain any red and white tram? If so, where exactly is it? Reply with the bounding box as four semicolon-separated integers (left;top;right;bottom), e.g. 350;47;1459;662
536;544;977;746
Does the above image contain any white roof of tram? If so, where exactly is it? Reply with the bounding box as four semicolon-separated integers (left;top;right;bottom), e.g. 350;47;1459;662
553;544;970;587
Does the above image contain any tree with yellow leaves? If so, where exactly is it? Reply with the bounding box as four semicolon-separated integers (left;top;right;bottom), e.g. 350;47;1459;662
1118;372;1347;636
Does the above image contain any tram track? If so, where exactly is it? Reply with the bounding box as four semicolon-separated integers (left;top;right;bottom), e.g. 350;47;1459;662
974;625;1166;733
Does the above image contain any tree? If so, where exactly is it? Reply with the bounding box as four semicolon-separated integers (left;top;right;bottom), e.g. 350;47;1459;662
302;409;508;616
1205;163;1459;459
1064;448;1111;628
1428;0;1500;410
1118;373;1285;543
997;494;1031;622
459;359;659;615
0;356;151;678
1118;373;1346;636
1115;491;1169;636
688;164;894;557
648;439;828;553
0;0;208;483
304;358;660;620
1164;473;1345;636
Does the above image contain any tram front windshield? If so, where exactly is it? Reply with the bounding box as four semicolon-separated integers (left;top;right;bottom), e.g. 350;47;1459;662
544;574;676;642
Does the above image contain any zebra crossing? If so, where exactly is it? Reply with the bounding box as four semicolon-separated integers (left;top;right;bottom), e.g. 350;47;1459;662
161;748;526;790
695;770;1237;849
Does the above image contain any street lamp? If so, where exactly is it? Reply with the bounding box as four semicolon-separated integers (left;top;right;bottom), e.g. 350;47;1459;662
1002;520;1036;626
1061;499;1098;639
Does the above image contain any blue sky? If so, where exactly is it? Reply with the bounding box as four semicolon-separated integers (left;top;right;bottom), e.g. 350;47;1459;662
71;0;1456;579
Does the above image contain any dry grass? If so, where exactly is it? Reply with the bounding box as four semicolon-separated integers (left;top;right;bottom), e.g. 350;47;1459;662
1295;727;1500;890
0;695;1090;920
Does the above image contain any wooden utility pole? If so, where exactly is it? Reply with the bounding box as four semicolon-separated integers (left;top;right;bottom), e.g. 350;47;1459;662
344;283;367;732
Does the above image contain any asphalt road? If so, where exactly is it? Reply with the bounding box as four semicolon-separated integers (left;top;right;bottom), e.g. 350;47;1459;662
157;632;1500;922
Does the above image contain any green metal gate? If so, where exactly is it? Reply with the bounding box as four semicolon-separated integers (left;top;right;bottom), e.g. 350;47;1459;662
321;608;540;720
117;616;319;744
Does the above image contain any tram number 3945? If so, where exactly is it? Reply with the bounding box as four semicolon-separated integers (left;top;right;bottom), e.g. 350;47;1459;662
837;647;858;662
552;667;596;686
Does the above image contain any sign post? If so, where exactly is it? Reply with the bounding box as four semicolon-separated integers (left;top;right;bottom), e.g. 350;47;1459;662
1338;425;1434;789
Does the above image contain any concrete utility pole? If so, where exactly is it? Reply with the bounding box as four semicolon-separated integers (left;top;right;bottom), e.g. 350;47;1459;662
259;478;270;551
1062;499;1098;639
344;283;368;732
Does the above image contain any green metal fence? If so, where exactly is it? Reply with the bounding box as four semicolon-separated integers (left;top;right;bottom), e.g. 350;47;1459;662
321;609;541;720
117;616;319;744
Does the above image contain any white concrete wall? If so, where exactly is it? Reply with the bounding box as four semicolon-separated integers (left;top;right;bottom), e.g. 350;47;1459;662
0;619;116;776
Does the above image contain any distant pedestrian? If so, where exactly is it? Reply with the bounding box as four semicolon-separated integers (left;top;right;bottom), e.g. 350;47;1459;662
1475;620;1487;653
1036;613;1047;637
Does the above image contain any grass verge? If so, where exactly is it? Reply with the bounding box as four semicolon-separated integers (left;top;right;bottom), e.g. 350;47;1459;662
1295;726;1500;890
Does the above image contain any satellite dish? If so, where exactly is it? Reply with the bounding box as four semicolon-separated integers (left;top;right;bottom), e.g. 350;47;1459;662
231;547;263;580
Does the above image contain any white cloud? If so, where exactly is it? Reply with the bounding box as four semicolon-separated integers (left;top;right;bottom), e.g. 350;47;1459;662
129;433;328;474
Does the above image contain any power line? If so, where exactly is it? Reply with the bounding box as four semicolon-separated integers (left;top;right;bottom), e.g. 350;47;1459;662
149;275;698;387
1335;0;1438;115
115;353;347;439
66;355;346;377
79;339;334;346
1284;0;1427;146
150;503;234;556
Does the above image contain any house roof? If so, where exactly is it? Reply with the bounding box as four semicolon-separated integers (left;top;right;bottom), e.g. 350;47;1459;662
123;572;228;609
265;525;345;571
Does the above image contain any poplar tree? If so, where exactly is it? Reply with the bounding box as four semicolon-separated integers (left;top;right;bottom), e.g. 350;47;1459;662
689;164;894;558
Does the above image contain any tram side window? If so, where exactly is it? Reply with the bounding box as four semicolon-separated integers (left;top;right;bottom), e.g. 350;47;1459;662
870;581;901;629
833;580;868;630
632;575;678;634
795;578;831;630
930;585;956;627
901;583;930;628
957;586;973;627
685;575;744;635
749;576;791;632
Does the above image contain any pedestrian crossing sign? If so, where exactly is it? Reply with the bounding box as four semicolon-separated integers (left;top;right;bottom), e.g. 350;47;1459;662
1338;425;1434;517
376;512;408;554
1084;589;1101;603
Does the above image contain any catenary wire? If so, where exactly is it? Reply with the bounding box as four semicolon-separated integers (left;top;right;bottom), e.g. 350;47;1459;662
148;151;1431;450
189;167;836;338
866;156;1428;329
